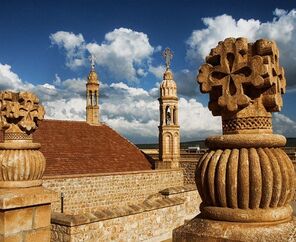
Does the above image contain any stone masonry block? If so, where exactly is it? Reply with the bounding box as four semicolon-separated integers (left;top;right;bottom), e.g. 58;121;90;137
0;233;23;242
33;205;51;229
24;227;50;242
0;207;33;235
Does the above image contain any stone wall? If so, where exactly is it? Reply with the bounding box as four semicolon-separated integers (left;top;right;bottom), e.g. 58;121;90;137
51;185;201;242
179;153;204;185
43;169;183;214
180;159;198;185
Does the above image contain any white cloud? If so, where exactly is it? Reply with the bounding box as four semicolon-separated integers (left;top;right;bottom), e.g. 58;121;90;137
273;113;296;137
50;28;156;82
0;63;33;90
50;31;86;69
44;97;85;121
186;9;296;87
86;28;154;81
186;14;260;61
148;65;165;79
1;62;296;143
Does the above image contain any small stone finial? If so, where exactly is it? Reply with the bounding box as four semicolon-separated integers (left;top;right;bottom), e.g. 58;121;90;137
89;54;96;70
163;48;173;70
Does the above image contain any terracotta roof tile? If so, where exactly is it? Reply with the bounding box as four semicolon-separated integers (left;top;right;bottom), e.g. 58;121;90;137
0;120;152;176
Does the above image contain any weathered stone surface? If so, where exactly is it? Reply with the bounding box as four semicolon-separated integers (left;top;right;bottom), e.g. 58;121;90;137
198;38;285;133
173;216;296;242
24;227;51;242
174;38;296;241
0;207;33;235
33;205;51;229
43;169;183;214
0;233;23;242
0;91;46;188
0;187;58;209
51;187;201;242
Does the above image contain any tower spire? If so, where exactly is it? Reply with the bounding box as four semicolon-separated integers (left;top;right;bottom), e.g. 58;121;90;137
162;47;173;70
86;55;100;125
157;48;180;169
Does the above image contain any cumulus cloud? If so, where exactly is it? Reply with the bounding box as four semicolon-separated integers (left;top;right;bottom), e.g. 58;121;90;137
51;28;155;81
273;113;296;137
186;14;260;61
2;62;296;142
0;63;34;90
50;31;86;69
86;28;154;82
149;64;165;79
186;9;296;87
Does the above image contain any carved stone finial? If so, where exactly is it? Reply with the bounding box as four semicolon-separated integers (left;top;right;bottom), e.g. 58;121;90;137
0;91;46;188
0;91;45;141
198;38;286;134
181;38;296;241
163;48;173;70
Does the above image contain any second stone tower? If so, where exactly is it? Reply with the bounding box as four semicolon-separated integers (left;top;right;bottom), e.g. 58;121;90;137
158;48;180;169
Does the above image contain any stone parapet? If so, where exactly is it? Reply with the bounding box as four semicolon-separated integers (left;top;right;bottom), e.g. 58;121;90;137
43;169;184;214
51;196;184;227
51;185;201;242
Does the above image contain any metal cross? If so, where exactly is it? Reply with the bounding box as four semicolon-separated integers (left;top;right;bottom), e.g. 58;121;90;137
89;55;96;70
163;48;173;69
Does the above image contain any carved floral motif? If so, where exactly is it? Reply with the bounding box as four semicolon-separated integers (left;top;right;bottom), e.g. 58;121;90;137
0;91;46;187
0;91;45;135
195;38;295;224
198;38;286;115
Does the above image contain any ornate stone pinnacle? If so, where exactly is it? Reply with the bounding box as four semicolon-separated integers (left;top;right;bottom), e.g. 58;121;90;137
197;38;286;134
194;37;295;225
0;91;45;141
0;91;46;188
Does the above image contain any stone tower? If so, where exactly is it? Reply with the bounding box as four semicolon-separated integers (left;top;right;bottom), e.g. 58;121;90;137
158;48;180;169
86;55;100;125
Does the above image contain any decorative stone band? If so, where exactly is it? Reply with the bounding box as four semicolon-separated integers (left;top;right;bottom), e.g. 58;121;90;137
195;146;295;222
4;132;33;141
200;204;293;223
206;134;286;149
222;116;272;134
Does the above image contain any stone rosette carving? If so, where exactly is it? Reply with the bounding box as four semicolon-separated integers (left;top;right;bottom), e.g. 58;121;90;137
196;38;295;223
198;37;286;134
0;91;46;188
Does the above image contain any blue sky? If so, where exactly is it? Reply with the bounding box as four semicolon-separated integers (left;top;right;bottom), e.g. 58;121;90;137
1;0;296;143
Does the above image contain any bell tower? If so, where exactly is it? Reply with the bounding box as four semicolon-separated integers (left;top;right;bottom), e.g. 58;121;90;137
158;48;180;169
86;55;100;125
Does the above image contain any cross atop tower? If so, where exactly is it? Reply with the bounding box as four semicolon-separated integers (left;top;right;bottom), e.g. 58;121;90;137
89;54;96;70
163;48;173;69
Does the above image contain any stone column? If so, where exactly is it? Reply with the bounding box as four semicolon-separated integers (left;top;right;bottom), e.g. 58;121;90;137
0;91;57;242
173;38;296;241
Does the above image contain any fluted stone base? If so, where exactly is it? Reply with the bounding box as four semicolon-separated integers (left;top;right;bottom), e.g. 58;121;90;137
173;215;296;242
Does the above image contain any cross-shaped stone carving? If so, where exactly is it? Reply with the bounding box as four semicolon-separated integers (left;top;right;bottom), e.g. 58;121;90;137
163;48;173;69
198;38;285;114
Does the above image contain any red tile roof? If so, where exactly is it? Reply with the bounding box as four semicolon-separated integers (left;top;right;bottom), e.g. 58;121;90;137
1;120;153;176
